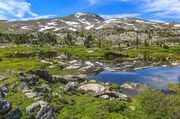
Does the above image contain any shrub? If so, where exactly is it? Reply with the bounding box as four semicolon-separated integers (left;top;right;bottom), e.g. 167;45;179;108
104;100;127;113
137;89;180;119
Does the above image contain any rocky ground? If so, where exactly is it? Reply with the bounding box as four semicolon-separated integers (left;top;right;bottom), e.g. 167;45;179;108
0;45;179;118
0;61;152;118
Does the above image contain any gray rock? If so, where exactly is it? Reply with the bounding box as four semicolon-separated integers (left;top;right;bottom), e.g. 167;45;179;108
119;83;147;96
24;90;39;100
78;83;106;95
26;101;41;114
0;99;11;115
57;53;68;60
26;101;53;119
35;104;52;119
34;70;53;83
64;82;79;92
52;75;68;84
0;84;8;93
5;107;22;119
52;75;87;84
0;76;6;81
17;72;39;83
100;95;109;99
0;91;5;99
102;91;129;101
19;82;30;92
35;84;51;93
19;82;40;100
0;84;8;99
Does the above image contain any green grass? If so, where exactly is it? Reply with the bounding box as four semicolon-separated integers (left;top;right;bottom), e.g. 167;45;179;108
0;45;180;119
125;46;180;61
0;73;34;119
6;92;35;119
54;93;129;119
0;45;54;58
0;58;44;72
168;83;180;94
56;46;115;60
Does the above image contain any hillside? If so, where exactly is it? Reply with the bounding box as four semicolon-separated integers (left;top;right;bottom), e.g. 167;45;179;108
0;13;180;47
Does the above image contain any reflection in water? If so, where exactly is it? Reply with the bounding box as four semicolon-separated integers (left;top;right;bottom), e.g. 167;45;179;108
92;66;180;89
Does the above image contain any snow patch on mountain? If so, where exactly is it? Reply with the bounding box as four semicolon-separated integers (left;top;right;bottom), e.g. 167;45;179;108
39;26;55;32
68;27;77;31
47;22;57;26
174;24;180;27
78;19;92;25
21;26;30;30
74;13;87;18
85;25;94;30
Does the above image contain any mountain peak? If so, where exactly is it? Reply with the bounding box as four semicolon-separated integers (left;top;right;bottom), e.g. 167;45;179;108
73;12;104;21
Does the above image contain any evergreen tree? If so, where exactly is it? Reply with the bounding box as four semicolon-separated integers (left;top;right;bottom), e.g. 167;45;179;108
84;34;94;48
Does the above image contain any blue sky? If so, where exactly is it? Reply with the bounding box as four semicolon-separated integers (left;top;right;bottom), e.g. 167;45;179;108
0;0;180;22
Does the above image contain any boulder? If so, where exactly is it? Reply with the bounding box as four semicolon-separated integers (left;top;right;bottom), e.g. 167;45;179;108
35;104;53;119
0;99;11;115
25;90;39;100
34;70;53;83
26;101;41;114
19;82;40;100
0;84;8;93
0;84;8;99
102;91;129;101
17;72;39;83
56;53;68;60
0;91;5;99
40;60;53;65
52;75;87;84
19;82;30;93
78;83;106;95
34;84;51;93
100;95;109;99
5;107;22;119
52;75;68;84
0;76;6;81
26;101;53;119
64;82;79;92
119;83;147;96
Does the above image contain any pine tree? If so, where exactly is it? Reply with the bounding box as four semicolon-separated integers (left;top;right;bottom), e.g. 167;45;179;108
135;36;139;46
84;34;94;48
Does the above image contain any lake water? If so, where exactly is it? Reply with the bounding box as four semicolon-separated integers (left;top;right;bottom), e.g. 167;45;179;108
92;66;180;89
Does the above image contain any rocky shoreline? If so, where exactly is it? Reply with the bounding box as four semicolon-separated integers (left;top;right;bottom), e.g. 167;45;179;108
0;56;179;118
0;67;148;118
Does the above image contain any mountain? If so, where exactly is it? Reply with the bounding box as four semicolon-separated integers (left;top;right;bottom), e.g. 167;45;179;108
0;13;180;45
0;13;104;33
1;12;180;33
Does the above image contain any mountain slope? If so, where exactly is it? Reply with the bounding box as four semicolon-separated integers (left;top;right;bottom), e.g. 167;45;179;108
1;13;180;34
0;13;180;45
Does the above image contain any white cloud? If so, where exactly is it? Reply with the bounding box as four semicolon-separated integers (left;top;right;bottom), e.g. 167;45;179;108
89;0;97;5
86;0;180;19
149;19;165;23
101;13;140;19
0;0;37;19
143;0;180;19
20;15;56;21
0;0;54;20
86;0;131;5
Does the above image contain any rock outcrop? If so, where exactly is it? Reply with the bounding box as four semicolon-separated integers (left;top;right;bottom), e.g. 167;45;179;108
5;107;22;119
26;101;53;119
78;83;106;95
